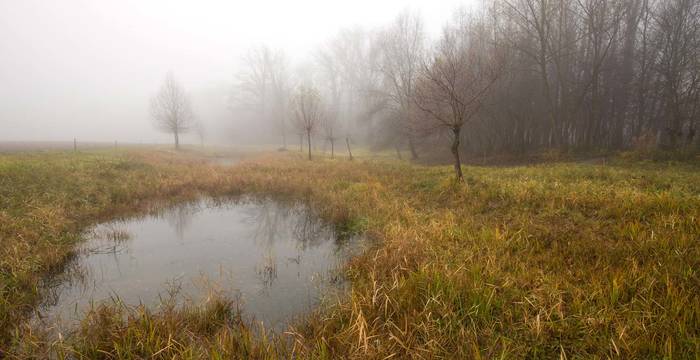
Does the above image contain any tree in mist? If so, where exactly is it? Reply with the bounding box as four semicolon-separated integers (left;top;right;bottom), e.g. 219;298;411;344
415;13;503;180
322;110;339;158
291;85;323;160
316;28;378;159
194;121;206;147
374;11;426;159
150;72;194;150
316;49;341;159
652;0;700;148
234;46;291;147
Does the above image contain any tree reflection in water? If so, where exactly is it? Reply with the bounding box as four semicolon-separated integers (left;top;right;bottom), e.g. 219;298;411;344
162;202;199;243
244;198;336;293
33;196;361;333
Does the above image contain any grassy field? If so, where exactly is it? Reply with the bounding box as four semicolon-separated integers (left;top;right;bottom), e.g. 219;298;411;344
1;148;699;358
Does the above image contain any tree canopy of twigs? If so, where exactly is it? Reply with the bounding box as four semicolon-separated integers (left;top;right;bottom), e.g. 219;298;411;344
150;72;194;150
414;12;504;180
291;85;323;160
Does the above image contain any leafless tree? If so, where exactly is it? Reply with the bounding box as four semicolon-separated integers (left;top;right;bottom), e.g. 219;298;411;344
345;137;354;160
316;27;379;159
150;72;194;150
415;12;503;180
291;85;324;160
233;46;291;147
316;43;342;159
194;121;205;147
322;109;339;158
652;0;700;148
375;11;426;159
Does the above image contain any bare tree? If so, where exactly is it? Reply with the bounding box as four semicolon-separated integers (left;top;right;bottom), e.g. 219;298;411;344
652;0;700;148
150;72;194;150
316;27;379;159
233;46;291;147
291;85;323;160
316;43;342;159
375;11;426;159
346;137;354;160
322;110;339;158
415;12;502;180
194;121;206;147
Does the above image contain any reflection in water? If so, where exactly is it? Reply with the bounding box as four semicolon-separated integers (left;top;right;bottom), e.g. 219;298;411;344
255;251;278;292
34;197;360;333
163;201;198;242
293;208;331;250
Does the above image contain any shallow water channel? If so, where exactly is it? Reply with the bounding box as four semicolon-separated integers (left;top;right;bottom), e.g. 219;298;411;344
34;197;358;333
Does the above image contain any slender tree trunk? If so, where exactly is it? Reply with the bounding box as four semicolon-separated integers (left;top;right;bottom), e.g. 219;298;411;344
395;145;402;160
174;131;179;150
346;137;353;160
299;134;303;152
307;130;312;160
408;136;419;160
330;139;335;159
452;127;464;181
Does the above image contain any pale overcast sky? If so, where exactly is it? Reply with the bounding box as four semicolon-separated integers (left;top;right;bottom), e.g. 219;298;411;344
0;0;474;143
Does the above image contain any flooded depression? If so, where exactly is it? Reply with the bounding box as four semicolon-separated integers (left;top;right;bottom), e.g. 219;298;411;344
34;197;357;332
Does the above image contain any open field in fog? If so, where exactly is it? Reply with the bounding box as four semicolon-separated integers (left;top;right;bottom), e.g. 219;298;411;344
0;141;277;153
0;141;117;153
1;148;699;359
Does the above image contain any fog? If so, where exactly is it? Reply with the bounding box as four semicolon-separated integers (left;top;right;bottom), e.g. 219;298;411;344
0;0;469;144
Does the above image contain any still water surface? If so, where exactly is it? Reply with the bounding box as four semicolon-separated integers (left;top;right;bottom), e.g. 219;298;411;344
35;197;356;332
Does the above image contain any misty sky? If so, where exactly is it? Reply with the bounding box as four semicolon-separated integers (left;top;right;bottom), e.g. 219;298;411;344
1;0;472;143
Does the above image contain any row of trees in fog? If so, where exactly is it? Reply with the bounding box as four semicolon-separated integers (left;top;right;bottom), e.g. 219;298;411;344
484;0;700;154
154;0;699;178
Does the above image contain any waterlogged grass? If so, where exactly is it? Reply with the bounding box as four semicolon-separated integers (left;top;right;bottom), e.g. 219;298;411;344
15;294;280;360
0;150;241;353
1;149;699;358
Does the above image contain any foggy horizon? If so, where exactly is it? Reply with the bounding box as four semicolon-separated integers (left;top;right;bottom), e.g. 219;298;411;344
1;0;471;144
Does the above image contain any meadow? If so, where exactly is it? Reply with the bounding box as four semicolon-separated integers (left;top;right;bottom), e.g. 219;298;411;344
0;148;698;359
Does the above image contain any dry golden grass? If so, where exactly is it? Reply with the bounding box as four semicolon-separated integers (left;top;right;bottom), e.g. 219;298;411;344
1;148;699;358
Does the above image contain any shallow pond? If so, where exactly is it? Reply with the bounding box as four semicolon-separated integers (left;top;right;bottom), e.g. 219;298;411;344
34;197;357;332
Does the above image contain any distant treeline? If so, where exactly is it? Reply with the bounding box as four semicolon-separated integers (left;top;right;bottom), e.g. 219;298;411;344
458;0;700;155
230;0;699;171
